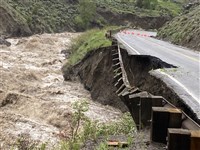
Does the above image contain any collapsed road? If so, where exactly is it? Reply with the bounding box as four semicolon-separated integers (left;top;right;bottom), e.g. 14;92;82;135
115;29;200;121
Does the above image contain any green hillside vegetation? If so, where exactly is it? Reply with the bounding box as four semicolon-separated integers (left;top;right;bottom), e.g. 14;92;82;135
0;1;32;36
1;0;187;36
5;0;77;33
95;0;183;17
158;5;200;51
67;28;112;66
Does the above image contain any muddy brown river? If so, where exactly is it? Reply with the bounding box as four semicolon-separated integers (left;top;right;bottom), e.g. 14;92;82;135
0;32;122;149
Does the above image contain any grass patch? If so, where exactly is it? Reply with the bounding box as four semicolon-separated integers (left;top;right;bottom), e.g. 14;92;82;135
13;100;136;150
157;0;182;16
60;100;136;150
67;28;112;65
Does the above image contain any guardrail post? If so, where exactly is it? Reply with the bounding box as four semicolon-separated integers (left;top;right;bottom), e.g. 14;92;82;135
151;107;182;144
167;128;191;150
112;39;118;45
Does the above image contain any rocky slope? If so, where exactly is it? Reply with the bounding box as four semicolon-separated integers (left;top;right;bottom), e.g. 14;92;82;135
0;0;185;37
158;4;200;51
0;1;32;37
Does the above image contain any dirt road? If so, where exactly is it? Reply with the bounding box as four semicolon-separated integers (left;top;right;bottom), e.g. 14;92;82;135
0;33;122;149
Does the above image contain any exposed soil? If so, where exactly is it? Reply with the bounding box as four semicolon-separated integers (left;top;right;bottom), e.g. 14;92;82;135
63;46;184;117
0;33;123;149
99;10;170;30
63;46;128;112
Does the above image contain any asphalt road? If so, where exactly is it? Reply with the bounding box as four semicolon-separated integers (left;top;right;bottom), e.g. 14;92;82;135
115;29;200;119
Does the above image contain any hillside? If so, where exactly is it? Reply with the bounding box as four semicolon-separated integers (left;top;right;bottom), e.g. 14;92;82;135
0;1;32;37
0;0;186;37
158;4;200;51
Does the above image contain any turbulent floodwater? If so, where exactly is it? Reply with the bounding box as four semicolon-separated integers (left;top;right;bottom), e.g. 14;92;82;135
0;33;122;149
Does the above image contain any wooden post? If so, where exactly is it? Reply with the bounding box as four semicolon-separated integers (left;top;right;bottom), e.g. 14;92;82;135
167;128;191;150
141;96;163;126
151;107;182;144
190;130;200;150
126;97;140;129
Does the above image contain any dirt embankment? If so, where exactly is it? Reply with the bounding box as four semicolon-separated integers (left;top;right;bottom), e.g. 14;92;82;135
62;46;128;112
62;45;179;111
99;10;170;30
158;5;200;51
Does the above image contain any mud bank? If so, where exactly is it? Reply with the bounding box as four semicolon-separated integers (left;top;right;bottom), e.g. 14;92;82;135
62;46;128;112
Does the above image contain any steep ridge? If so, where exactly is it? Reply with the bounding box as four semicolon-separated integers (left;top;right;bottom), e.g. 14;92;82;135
158;4;200;51
0;1;31;37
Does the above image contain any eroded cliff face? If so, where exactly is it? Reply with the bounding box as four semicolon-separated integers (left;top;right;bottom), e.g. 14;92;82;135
99;10;170;30
62;45;177;110
62;46;128;112
62;45;177;113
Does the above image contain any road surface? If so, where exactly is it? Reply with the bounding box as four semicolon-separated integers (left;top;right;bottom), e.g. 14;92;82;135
115;29;200;119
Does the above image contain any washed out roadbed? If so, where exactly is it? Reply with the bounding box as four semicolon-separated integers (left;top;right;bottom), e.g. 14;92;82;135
0;33;123;149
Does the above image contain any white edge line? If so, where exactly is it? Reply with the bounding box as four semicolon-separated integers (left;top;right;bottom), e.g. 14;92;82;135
117;34;140;55
158;70;199;102
116;33;199;102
